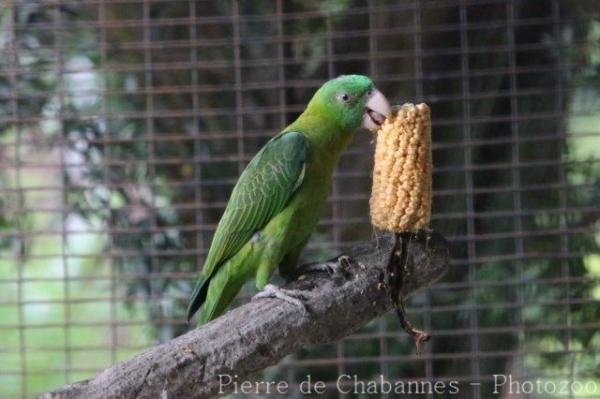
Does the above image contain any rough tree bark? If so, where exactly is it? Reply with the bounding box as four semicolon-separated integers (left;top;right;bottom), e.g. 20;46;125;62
40;230;449;399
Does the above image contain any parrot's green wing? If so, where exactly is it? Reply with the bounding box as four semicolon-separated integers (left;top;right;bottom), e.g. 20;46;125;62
187;131;308;320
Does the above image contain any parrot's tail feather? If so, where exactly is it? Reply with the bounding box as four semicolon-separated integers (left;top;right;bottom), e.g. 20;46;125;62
195;262;249;325
186;273;212;322
189;242;256;325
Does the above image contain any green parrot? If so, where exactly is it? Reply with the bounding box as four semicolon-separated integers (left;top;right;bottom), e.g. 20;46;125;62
187;74;391;324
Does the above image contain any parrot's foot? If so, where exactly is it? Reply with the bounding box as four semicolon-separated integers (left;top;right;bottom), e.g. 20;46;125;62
252;284;309;316
299;255;353;277
300;262;340;275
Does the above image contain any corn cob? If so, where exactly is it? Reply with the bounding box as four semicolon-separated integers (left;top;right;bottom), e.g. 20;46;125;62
370;103;432;232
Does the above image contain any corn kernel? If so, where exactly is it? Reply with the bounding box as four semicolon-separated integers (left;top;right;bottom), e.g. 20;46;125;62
370;103;432;232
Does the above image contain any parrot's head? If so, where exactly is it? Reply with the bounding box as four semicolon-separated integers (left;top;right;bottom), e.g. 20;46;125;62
307;74;391;132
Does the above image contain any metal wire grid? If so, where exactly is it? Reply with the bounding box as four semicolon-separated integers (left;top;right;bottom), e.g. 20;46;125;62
0;0;599;398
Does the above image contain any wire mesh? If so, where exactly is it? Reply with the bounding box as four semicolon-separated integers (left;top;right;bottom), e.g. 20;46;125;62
1;0;599;398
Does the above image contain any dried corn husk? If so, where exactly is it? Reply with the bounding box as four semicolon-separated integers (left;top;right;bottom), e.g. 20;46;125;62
370;103;432;232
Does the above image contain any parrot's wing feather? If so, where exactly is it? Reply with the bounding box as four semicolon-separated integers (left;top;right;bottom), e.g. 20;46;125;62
204;131;309;275
187;131;308;320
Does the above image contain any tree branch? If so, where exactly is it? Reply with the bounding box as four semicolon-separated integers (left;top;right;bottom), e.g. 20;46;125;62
40;230;449;399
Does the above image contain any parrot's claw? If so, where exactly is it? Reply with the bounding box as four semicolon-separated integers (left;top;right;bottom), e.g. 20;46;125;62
300;261;339;276
299;255;353;277
252;284;309;316
338;255;353;269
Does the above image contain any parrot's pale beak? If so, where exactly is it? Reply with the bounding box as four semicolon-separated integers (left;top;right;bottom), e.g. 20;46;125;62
362;89;391;132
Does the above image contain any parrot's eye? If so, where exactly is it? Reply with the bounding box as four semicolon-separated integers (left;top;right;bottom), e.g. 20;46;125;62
338;93;352;103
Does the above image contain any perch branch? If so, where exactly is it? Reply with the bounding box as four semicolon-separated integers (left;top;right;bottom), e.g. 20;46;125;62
40;230;449;399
